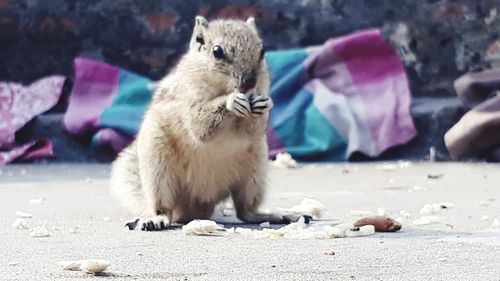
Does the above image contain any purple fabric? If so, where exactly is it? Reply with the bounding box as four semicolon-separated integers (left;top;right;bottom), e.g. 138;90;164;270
302;29;416;156
94;128;133;153
0;76;64;164
64;57;120;135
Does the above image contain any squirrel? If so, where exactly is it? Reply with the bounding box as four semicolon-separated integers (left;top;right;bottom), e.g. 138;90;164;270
110;16;307;231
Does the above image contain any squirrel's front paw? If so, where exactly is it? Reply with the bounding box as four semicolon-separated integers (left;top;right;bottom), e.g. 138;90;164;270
226;92;251;118
248;94;273;115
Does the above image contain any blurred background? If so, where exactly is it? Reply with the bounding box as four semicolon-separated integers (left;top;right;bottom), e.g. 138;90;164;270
1;0;499;163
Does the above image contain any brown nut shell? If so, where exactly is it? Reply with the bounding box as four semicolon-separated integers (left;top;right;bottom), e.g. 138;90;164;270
354;216;402;232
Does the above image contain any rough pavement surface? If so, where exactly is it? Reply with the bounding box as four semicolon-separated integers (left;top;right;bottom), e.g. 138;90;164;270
0;163;499;280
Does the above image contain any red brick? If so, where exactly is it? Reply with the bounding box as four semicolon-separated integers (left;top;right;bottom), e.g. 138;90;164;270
146;13;179;33
217;4;267;21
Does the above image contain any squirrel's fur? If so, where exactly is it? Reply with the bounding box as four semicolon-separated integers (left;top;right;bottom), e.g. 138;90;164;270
110;16;299;231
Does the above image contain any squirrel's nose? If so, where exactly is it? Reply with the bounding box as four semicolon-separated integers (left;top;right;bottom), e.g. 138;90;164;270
238;75;257;93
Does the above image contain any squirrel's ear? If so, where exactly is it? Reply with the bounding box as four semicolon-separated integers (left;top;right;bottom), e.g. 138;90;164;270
190;16;208;51
246;17;256;29
195;16;208;28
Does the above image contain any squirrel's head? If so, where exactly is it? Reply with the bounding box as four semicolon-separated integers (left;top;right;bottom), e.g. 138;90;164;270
189;16;266;94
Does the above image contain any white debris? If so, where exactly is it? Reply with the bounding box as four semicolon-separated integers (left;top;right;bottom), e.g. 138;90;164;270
7;261;18;266
419;204;439;215
80;259;111;273
376;208;386;216
52;226;62;232
103;216;111;222
29;197;47;204
492;219;500;228
58;259;110;273
16;211;33;218
58;260;82;271
376;163;397;171
20;169;27;175
398;161;412;168
85;177;93;184
325;226;347;238
481;215;490;221
231;218;375;240
412;216;440;226
182;220;224;235
271;152;298;169
408;185;426;193
29;222;50;237
12;218;30;229
259;222;271;228
419;202;454;216
276;198;328;219
221;208;235;217
345;225;375;237
349;210;374;217
400;210;411;218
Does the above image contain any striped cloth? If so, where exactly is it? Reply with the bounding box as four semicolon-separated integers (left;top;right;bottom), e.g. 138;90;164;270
64;28;416;161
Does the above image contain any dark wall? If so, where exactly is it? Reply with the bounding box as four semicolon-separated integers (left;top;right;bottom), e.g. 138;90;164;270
1;0;499;97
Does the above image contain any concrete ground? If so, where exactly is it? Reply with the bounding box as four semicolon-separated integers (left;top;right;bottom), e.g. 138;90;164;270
0;162;499;281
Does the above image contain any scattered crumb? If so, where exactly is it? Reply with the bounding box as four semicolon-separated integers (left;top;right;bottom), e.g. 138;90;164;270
12;218;30;229
481;215;490;221
271;152;298;169
8;261;18;266
58;259;110;274
419;203;454;215
398;161;412;168
376;163;397;171
85;178;93;184
324;250;336;256
29;197;47;204
103;216;111;222
438;257;447;262
80;259;111;274
20;169;27;175
345;225;375;237
182;220;224;235
57;260;81;271
399;210;411;218
376;208;386;216
412;216;440;226
492;219;500;228
276;198;328;219
408;185;426;193
29;222;50;237
16;211;33;218
221;208;234;217
259;222;271;228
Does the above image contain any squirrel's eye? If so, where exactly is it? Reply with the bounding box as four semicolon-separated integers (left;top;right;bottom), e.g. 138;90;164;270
260;48;265;60
212;45;225;60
